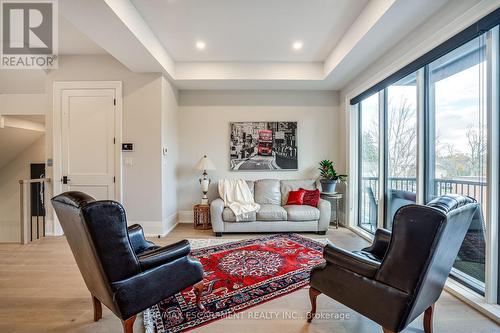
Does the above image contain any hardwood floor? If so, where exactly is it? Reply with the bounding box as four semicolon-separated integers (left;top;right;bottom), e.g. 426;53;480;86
0;224;498;333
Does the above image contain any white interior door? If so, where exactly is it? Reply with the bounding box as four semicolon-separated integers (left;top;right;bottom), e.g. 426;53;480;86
61;89;116;200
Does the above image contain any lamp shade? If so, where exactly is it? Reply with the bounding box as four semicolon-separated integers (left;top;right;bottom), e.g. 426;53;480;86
194;155;216;171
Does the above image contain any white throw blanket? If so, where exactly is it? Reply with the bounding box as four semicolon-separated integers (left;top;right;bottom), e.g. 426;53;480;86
218;179;260;221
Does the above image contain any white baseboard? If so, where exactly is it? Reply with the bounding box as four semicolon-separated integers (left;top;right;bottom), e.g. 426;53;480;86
445;279;500;324
178;210;194;223
130;213;178;237
160;212;179;236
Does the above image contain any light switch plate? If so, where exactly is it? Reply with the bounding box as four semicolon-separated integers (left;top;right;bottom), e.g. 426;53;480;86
124;157;133;166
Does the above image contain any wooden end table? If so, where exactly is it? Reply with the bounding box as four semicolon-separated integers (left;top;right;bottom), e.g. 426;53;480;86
193;204;211;230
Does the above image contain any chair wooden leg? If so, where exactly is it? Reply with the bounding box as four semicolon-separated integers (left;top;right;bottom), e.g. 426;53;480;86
193;280;205;311
424;303;435;333
306;287;321;323
92;295;102;322
382;328;395;333
122;315;136;333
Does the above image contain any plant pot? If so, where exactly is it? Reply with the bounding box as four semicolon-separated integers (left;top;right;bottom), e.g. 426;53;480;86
320;179;337;193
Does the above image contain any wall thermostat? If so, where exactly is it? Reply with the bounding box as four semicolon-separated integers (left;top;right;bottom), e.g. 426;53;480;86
122;143;134;151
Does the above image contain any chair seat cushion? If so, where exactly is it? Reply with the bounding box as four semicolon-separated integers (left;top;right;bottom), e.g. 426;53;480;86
352;250;383;263
284;205;320;221
222;207;256;222
257;204;287;221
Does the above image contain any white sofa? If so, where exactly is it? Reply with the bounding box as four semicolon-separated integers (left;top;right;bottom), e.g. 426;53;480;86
210;179;331;236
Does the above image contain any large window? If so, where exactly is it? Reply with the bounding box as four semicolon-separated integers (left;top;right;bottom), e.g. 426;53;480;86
428;37;487;289
385;73;418;229
354;25;498;297
358;94;380;233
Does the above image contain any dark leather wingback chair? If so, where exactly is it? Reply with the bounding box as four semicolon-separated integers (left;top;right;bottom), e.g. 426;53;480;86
307;194;481;333
51;192;204;333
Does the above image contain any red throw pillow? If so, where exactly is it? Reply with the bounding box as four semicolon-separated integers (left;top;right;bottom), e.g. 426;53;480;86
301;188;320;207
286;189;306;205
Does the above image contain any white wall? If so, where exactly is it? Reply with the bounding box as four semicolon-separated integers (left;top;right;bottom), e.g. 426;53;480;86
0;94;46;115
161;77;180;233
0;136;45;242
44;55;177;235
176;90;341;215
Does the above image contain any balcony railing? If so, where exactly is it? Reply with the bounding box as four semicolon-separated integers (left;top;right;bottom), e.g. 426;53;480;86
359;176;487;231
19;178;50;244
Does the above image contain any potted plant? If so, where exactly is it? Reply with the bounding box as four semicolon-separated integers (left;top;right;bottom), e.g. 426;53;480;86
318;159;347;193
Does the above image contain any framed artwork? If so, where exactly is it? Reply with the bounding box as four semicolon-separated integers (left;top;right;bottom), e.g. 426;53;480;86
230;121;298;171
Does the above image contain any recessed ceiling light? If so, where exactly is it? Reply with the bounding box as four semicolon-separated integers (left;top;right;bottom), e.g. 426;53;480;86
292;41;303;51
196;41;206;50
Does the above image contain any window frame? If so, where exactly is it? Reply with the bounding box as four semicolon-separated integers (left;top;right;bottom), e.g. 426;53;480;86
351;24;500;305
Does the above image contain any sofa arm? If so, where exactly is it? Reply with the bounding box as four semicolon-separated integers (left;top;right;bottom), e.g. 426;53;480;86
210;198;225;233
317;199;331;232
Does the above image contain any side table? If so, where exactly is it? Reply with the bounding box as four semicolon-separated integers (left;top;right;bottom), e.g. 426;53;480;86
320;192;343;228
193;204;211;230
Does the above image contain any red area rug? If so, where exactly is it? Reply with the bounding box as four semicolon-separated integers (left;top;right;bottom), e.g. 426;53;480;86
145;234;324;332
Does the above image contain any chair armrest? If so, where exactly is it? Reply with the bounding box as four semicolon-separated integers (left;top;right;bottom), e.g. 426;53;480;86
111;255;204;320
128;224;157;254
210;198;225;233
323;243;380;278
361;228;392;260
137;240;191;271
317;199;331;232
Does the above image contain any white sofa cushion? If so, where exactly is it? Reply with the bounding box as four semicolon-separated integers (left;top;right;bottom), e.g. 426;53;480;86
257;204;287;221
284;205;320;221
222;208;256;222
254;179;281;205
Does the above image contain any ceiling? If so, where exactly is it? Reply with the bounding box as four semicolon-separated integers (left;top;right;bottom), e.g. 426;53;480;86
44;0;500;90
130;0;369;62
59;16;107;55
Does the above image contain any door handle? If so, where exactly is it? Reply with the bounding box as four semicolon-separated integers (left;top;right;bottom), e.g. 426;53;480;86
62;176;70;184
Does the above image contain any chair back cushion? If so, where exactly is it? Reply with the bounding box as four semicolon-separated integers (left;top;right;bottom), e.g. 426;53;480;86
51;192;141;316
376;194;479;331
254;179;281;205
80;200;141;282
280;179;318;206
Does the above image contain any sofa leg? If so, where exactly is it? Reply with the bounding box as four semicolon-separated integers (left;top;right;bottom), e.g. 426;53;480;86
215;232;222;237
317;231;326;235
92;295;102;322
193;280;205;311
122;315;136;333
306;287;321;323
424;303;435;333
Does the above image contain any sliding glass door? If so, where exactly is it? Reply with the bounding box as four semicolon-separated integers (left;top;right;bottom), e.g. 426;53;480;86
427;36;487;290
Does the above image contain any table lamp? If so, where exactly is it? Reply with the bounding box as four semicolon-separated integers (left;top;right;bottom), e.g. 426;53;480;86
194;155;216;204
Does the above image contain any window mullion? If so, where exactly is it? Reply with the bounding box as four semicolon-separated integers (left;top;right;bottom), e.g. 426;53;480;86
485;26;499;304
416;68;426;205
378;90;386;230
